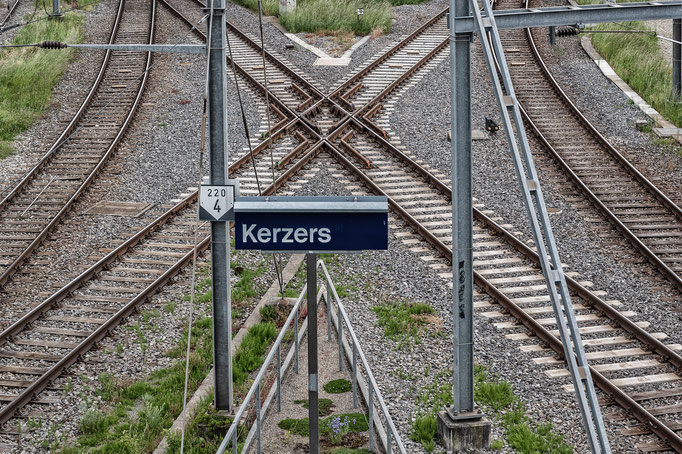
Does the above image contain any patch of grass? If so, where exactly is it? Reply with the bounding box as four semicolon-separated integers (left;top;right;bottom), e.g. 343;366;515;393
475;376;515;411
232;262;266;303
329;448;371;454
166;393;246;453
590;21;682;128
490;438;504;450
410;414;437;452
0;141;13;160
475;365;572;454
0;8;87;160
373;300;436;347
233;322;278;386
294;398;336;416
233;0;392;36
279;0;392;36
323;378;352;394
59;315;215;452
259;301;291;328
277;412;368;437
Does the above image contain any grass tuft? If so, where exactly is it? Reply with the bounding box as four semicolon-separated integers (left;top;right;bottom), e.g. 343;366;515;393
233;322;278;386
372;300;435;346
323;378;352;394
410;414;437;452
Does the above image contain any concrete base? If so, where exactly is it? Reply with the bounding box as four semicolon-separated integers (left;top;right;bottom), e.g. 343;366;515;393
437;410;491;452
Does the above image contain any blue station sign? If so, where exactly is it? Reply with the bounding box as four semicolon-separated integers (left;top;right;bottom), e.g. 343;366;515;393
234;196;388;252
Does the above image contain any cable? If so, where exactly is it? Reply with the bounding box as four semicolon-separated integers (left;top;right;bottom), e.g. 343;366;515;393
256;0;286;297
180;5;214;453
226;29;263;195
7;12;209;198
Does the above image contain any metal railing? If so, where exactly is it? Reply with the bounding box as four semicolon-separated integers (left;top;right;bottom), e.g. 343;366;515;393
216;259;405;454
319;259;406;454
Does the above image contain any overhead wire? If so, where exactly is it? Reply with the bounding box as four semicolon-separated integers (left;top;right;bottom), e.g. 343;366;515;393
226;27;263;195
0;12;209;198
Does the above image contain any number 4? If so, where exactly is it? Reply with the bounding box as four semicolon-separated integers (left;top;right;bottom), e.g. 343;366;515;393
214;199;221;212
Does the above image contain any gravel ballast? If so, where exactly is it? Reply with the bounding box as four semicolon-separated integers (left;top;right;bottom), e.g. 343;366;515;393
3;0;681;452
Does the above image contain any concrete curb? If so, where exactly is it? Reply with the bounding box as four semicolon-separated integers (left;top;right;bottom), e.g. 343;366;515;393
580;34;682;143
153;254;305;453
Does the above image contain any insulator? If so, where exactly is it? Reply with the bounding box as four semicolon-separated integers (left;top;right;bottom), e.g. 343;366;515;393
39;41;67;49
556;26;579;37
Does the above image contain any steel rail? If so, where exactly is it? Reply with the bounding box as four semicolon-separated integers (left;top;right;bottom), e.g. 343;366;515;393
189;0;324;99
0;193;198;345
488;0;682;291
515;8;682;292
0;233;211;425
0;0;124;211
0;0;21;30
324;106;682;451
0;0;154;287
328;6;448;100
157;0;298;124
0;105;314;425
475;271;682;452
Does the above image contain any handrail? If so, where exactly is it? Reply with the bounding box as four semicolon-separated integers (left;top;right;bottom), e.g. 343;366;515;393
216;259;405;454
318;260;406;454
217;285;308;453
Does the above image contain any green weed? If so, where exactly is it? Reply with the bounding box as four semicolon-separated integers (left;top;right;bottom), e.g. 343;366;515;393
323;378;352;394
0;10;86;160
410;414;437;452
233;322;278;386
294;398;336;416
372;300;435;346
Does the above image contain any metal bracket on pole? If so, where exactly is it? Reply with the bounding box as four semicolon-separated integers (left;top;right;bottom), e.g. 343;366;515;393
470;0;610;451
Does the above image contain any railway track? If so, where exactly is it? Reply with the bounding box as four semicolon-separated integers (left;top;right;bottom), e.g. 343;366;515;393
3;1;681;451
322;114;682;451
0;0;154;288
0;98;327;435
492;0;682;295
156;5;682;449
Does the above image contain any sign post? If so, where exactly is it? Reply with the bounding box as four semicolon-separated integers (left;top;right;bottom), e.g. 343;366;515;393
234;195;388;453
306;252;319;454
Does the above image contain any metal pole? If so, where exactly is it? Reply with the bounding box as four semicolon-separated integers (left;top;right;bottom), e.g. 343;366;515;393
674;19;681;99
51;0;61;18
208;0;233;411
307;253;319;454
549;26;556;46
295;314;299;373
448;0;475;416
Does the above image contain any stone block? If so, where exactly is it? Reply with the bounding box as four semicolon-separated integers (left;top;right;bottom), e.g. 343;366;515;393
437;410;491;451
